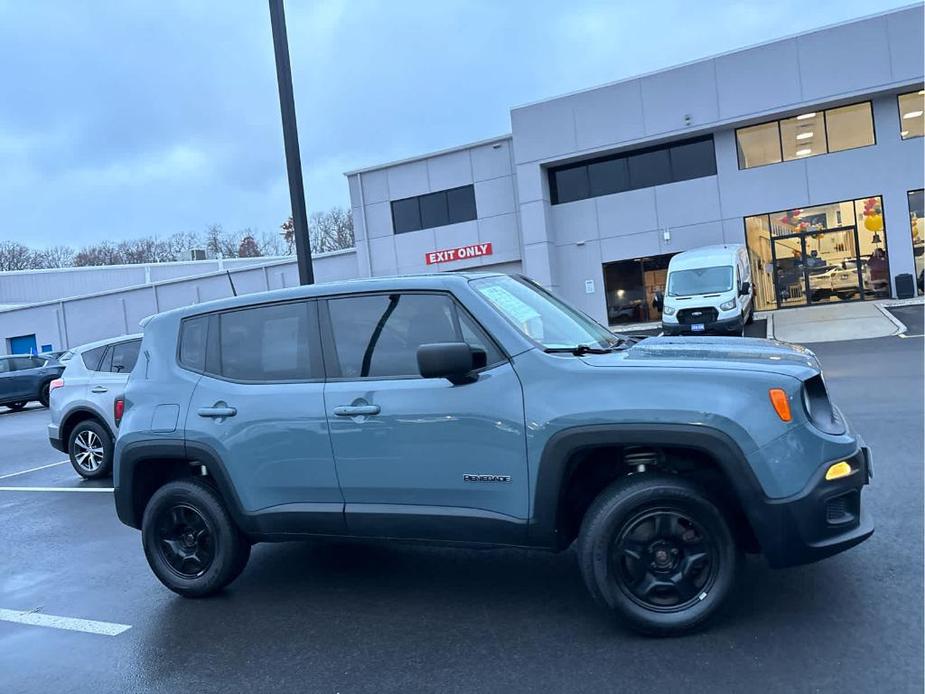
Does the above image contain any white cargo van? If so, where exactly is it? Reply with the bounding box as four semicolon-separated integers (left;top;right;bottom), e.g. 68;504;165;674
659;245;754;335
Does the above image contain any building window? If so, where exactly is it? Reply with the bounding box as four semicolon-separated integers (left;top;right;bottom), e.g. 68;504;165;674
899;91;925;140
548;136;716;205
909;189;924;294
744;196;890;311
391;185;477;234
736;100;875;169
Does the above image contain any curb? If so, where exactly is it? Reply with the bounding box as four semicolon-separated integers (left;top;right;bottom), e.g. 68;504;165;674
873;304;908;336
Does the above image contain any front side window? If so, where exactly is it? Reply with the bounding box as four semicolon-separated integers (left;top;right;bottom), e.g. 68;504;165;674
667;266;734;297
327;293;500;379
216;302;317;382
899;91;924;139
471;275;618;350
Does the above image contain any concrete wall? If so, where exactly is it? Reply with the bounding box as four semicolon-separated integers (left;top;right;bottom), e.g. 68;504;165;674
347;137;522;277
0;251;360;355
0;256;284;305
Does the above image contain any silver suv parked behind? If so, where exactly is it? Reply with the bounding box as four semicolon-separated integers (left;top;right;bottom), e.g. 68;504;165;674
48;334;142;479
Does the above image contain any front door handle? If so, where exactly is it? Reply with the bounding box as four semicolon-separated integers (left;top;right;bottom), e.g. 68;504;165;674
90;386;108;394
197;406;237;418
333;405;380;417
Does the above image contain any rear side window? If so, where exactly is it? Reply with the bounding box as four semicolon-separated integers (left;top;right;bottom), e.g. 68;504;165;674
179;316;208;371
81;346;108;371
110;340;141;374
326;293;503;379
208;302;318;382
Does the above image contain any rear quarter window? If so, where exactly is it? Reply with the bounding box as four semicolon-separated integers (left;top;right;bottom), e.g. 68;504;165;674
81;345;108;371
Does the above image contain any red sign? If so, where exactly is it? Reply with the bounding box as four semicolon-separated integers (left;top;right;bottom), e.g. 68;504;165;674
425;242;493;265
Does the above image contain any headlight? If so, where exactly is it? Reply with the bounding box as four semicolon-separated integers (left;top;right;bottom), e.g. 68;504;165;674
720;299;737;311
662;306;676;316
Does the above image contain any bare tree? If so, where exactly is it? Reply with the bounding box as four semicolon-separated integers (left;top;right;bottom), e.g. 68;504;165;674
0;241;35;271
258;230;288;257
73;241;124;267
280;216;295;254
164;231;202;261
309;207;354;253
33;245;75;269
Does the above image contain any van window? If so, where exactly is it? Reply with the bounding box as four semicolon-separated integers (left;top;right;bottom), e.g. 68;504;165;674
667;266;734;297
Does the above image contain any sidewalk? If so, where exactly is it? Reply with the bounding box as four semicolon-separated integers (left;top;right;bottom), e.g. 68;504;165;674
769;298;921;343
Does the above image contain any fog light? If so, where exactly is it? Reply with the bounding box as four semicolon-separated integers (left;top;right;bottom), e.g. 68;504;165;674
825;461;853;481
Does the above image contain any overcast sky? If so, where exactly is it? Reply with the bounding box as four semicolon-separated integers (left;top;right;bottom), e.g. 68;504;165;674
0;0;910;249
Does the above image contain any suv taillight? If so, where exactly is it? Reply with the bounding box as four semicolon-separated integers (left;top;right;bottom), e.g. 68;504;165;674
114;397;125;427
49;378;65;392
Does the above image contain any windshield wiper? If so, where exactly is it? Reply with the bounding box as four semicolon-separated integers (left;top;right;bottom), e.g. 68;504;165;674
545;343;616;356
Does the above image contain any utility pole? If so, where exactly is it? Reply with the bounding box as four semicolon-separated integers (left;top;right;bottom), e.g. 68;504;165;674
268;0;314;284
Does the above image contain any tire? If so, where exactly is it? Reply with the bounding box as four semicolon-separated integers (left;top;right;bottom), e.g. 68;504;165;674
5;402;27;412
577;474;740;636
68;420;114;479
38;381;51;408
142;478;250;598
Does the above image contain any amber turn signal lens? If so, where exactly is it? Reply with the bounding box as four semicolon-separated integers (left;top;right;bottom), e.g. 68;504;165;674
825;461;853;481
769;388;792;422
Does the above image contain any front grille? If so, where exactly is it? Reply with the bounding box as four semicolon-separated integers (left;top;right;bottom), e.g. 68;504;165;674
677;307;718;324
826;491;859;525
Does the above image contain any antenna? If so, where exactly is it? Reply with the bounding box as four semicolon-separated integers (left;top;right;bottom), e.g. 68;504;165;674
226;270;238;297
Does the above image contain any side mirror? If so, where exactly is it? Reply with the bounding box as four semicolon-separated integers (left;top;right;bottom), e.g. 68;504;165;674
739;281;751;296
417;343;477;385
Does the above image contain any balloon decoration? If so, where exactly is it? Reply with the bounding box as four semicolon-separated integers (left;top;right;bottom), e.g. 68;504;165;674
778;209;810;232
861;197;883;233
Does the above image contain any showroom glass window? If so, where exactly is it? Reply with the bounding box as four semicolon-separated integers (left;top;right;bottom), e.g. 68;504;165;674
898;91;924;139
736;101;875;169
743;195;890;310
909;189;924;295
548;136;716;205
391;186;477;234
326;293;501;379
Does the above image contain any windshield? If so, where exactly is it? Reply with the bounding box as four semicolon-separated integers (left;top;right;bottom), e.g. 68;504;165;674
667;266;733;297
471;275;619;350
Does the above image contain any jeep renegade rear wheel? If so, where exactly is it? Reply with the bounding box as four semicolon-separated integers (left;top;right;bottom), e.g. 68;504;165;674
142;478;250;598
577;474;739;636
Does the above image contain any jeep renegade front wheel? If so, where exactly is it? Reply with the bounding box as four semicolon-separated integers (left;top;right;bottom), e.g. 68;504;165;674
142;479;250;598
577;474;739;636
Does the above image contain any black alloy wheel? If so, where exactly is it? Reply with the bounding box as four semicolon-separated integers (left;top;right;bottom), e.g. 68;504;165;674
155;503;217;579
611;509;718;612
141;478;250;597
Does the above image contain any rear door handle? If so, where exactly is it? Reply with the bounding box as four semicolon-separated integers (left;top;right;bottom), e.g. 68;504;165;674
90;386;108;393
333;405;380;417
197;406;237;418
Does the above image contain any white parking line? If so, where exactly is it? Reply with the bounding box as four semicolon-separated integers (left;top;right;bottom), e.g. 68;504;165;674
0;608;131;636
0;460;69;480
0;486;113;493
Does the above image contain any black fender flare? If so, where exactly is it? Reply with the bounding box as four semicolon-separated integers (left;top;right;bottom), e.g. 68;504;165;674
114;438;250;532
528;423;766;548
60;406;114;443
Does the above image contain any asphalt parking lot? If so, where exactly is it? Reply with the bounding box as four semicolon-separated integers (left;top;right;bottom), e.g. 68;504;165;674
0;323;922;693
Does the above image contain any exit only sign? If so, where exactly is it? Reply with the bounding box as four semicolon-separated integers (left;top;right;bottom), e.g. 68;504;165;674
425;242;493;265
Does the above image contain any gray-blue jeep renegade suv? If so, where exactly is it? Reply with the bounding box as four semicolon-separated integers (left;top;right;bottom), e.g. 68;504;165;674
113;273;873;635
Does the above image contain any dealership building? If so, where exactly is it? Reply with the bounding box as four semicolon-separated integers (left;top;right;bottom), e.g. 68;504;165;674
344;4;924;326
1;5;923;354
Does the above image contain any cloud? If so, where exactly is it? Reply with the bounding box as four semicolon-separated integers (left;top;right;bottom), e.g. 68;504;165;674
0;0;910;248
